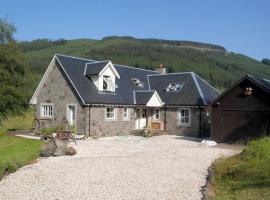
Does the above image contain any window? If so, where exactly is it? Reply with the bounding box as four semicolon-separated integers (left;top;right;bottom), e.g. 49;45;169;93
105;108;116;120
178;108;191;126
123;108;130;121
165;83;183;92
40;104;53;118
103;78;108;90
153;109;160;120
102;75;118;92
131;78;144;87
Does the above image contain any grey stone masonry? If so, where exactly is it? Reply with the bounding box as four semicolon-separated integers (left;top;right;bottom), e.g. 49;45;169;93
165;107;201;137
88;107;136;138
35;63;86;134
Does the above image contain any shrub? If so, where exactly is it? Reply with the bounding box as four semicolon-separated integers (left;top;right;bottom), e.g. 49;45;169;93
38;124;65;136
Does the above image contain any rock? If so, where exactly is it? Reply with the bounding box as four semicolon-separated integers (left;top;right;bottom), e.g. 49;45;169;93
53;146;67;157
54;138;68;148
40;144;52;157
66;146;76;156
48;140;57;154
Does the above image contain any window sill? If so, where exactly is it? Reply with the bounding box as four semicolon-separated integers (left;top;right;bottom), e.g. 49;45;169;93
105;118;117;121
177;124;191;128
40;117;53;120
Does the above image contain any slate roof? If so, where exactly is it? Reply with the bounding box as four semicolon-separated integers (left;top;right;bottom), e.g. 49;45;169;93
134;91;155;105
210;74;270;106
148;73;220;106
247;75;270;92
55;54;158;105
84;61;110;76
54;54;220;106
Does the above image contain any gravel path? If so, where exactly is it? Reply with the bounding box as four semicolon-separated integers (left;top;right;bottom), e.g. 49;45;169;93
0;135;238;200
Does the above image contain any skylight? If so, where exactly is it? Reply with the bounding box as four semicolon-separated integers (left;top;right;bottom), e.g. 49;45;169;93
132;78;144;87
165;83;183;92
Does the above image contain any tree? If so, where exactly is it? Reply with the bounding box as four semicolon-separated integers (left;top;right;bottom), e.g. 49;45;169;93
0;18;16;44
261;58;270;66
0;19;28;121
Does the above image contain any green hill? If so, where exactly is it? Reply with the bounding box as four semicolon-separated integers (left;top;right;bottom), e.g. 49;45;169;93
20;36;270;91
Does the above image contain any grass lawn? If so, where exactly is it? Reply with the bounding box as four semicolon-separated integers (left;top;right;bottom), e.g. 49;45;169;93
0;110;43;179
210;137;270;200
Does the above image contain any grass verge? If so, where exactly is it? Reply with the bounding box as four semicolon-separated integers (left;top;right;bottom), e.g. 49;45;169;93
1;108;34;131
0;110;43;180
209;137;270;200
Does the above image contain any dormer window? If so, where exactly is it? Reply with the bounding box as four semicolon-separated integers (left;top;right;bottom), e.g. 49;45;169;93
165;83;183;92
84;60;120;93
132;78;144;87
102;75;118;92
103;75;109;91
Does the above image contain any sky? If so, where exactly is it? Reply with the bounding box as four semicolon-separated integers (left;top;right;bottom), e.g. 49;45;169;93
1;0;269;60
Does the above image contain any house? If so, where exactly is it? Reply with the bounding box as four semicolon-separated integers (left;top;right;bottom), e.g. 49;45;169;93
30;54;220;138
210;75;270;142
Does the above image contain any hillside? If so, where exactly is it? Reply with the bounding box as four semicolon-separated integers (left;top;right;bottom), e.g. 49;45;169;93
20;36;270;91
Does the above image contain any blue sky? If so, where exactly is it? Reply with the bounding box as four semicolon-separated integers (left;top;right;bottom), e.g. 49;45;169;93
1;0;269;60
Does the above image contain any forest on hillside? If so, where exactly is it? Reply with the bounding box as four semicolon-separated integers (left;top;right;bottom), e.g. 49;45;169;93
19;36;270;90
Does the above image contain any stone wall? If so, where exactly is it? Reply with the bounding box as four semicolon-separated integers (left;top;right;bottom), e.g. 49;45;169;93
165;107;201;137
35;63;86;135
88;107;136;137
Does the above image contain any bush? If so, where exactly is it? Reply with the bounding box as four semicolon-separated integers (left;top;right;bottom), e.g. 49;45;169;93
37;124;64;136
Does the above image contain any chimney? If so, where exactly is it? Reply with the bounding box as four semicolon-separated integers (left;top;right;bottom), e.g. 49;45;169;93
157;63;166;74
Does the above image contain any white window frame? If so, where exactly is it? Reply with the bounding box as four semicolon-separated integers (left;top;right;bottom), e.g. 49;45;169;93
122;108;130;121
102;75;117;92
105;107;117;120
40;103;53;118
153;108;160;121
66;104;77;127
177;108;191;127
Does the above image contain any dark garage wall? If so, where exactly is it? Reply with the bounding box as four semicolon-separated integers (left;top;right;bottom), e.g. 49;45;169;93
211;78;270;142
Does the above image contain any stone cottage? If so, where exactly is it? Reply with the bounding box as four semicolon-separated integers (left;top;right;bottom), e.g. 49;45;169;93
30;54;220;138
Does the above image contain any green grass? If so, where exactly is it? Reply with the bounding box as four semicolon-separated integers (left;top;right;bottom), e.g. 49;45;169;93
211;137;270;200
0;110;43;179
1;108;34;131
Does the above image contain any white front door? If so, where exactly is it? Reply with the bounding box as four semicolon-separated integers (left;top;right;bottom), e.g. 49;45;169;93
135;109;146;129
67;105;76;126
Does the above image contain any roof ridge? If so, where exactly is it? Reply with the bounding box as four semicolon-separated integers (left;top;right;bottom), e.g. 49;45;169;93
191;72;207;105
55;54;96;62
114;64;159;73
55;54;157;73
147;72;193;76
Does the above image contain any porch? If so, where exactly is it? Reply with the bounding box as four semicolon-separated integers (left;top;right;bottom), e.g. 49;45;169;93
135;108;165;133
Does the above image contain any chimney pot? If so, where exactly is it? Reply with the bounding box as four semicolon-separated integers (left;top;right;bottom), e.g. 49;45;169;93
157;63;166;74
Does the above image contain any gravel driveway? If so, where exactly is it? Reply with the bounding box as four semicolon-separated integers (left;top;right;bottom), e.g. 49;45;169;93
0;135;238;200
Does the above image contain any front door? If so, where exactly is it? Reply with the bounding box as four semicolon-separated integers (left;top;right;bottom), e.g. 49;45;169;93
67;105;76;126
135;109;146;129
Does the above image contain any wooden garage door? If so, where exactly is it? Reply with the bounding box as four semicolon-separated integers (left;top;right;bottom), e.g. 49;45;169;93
220;110;266;141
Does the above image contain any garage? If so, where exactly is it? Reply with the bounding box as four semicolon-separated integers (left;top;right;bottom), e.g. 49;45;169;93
210;75;270;142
